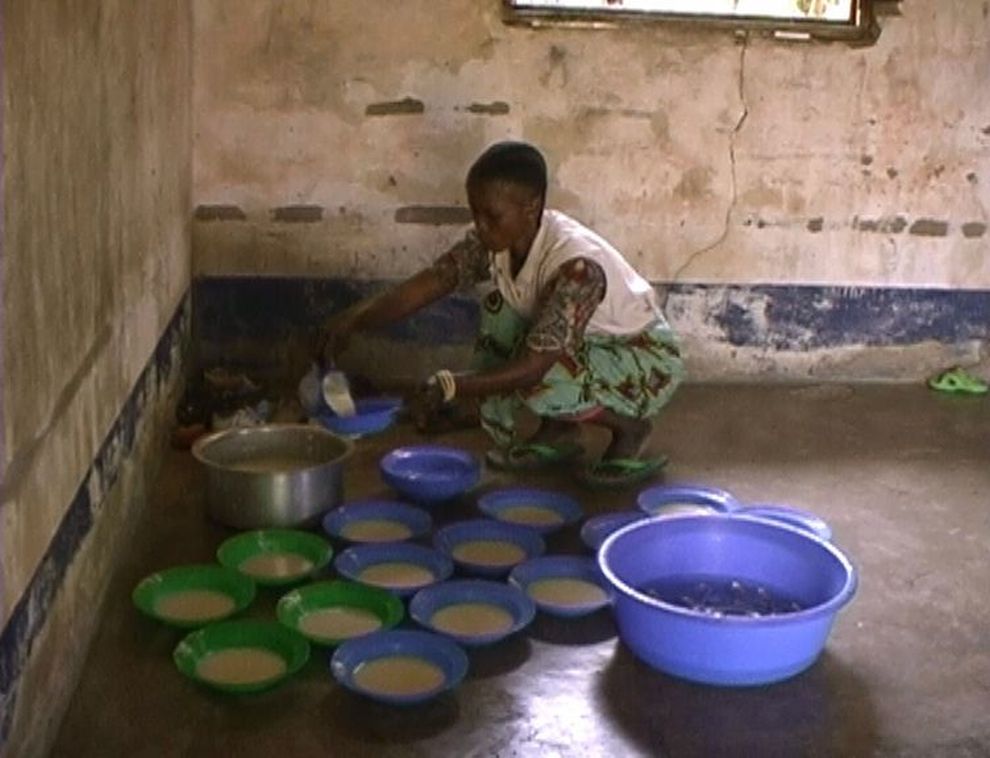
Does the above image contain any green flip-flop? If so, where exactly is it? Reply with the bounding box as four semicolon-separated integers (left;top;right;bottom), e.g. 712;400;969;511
485;441;583;472
575;455;669;489
927;367;989;395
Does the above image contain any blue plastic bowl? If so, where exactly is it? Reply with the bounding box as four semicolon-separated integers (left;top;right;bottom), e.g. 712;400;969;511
734;504;833;542
334;543;453;597
315;397;402;438
509;555;612;617
409;579;536;647
599;513;857;687
636;484;740;516
379;445;481;503
433;519;545;577
477;487;583;534
330;629;469;706
580;511;648;552
322;499;433;544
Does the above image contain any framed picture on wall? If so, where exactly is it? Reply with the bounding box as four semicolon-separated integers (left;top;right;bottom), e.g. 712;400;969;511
503;0;878;42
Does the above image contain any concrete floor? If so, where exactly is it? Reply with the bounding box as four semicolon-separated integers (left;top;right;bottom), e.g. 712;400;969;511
52;384;990;757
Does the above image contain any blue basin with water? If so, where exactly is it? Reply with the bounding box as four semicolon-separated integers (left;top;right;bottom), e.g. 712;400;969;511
598;512;857;686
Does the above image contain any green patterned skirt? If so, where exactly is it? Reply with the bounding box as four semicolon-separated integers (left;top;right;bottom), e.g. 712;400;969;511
474;291;686;448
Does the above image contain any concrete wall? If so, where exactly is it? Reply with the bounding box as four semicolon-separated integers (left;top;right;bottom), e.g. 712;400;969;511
189;0;989;381
192;1;990;285
0;1;192;754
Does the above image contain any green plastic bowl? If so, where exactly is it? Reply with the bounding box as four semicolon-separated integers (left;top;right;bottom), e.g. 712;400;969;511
217;529;333;587
132;564;256;628
173;619;311;693
276;580;405;646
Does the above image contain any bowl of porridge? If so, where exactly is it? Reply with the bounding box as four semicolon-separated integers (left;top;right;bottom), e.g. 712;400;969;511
409;579;536;647
433;519;545;578
322;499;433;544
636;484;740;517
330;630;468;706
132;564;256;628
173;619;310;693
476;487;583;534
217;529;333;587
509;555;612;617
277;580;404;646
580;511;648;552
334;542;453;598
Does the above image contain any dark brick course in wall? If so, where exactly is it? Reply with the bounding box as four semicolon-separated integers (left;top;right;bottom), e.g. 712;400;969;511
364;97;425;116
194;204;246;221
273;205;324;223
394;205;474;225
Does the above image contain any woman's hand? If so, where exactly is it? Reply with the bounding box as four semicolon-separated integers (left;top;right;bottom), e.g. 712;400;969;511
444;350;560;400
407;380;447;433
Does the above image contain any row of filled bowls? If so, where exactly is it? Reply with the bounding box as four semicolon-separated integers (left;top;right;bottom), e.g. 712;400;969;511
137;521;614;625
133;477;760;702
365;448;853;689
377;444;833;542
130;485;614;702
148;428;854;694
138;568;579;705
134;546;610;703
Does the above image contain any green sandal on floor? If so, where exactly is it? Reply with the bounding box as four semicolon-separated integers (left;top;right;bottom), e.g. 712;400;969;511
927;367;989;395
485;441;583;472
575;455;669;489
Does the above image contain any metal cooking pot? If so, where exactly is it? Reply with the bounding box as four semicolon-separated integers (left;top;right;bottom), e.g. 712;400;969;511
192;424;353;529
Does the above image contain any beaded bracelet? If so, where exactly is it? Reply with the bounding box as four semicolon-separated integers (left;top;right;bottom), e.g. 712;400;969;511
430;369;457;403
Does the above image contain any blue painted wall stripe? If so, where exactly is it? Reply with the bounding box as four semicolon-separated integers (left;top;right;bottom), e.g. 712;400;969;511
679;284;990;349
194;276;990;353
0;292;190;749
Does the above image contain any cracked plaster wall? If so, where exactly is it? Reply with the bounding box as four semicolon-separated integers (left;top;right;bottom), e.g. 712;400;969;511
1;0;192;707
192;1;990;380
194;1;989;286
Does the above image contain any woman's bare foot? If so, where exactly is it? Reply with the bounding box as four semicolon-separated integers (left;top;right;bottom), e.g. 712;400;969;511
574;411;666;488
594;411;653;461
528;417;581;447
485;417;583;471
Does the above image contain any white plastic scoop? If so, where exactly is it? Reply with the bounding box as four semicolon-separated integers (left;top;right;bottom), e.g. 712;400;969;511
321;365;356;418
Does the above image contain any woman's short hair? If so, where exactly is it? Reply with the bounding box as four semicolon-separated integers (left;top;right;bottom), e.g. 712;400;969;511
467;141;547;201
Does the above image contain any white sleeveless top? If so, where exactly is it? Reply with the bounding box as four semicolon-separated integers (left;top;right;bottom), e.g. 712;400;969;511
490;210;664;337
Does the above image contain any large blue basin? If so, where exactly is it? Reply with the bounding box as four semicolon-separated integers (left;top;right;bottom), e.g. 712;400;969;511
599;512;857;686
